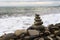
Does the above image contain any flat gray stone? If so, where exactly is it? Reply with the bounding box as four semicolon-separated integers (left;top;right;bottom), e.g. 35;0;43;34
28;30;39;36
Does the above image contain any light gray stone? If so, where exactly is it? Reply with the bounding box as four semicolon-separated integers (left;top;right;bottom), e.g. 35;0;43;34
28;30;39;36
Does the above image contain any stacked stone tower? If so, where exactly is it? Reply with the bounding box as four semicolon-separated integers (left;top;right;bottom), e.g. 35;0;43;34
27;14;45;33
34;14;43;25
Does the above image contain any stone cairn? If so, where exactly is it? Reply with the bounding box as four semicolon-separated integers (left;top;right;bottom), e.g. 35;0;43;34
0;14;60;40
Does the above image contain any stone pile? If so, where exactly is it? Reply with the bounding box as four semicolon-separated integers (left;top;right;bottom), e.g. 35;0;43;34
0;14;60;40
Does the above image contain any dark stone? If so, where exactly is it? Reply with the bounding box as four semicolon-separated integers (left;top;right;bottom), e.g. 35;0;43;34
44;37;50;40
3;33;17;40
55;23;60;28
48;24;56;34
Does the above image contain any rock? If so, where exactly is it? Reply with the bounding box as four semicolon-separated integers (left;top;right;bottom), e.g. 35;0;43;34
17;39;21;40
49;35;57;40
44;36;50;40
23;36;30;40
34;38;39;40
49;34;55;38
47;36;53;40
28;25;45;33
52;37;58;40
14;29;26;36
48;24;58;34
39;37;44;40
54;30;59;34
39;32;43;37
56;36;60;40
43;27;50;36
28;30;39;36
10;39;14;40
55;23;60;28
23;35;39;40
3;33;16;40
55;31;60;36
43;32;50;36
0;38;3;40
